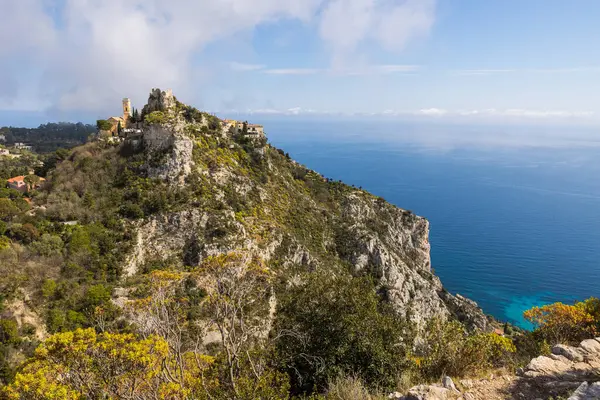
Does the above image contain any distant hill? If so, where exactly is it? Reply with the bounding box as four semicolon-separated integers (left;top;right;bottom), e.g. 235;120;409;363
0;122;95;153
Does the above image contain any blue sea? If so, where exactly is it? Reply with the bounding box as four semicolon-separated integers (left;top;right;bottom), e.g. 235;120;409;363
262;118;600;329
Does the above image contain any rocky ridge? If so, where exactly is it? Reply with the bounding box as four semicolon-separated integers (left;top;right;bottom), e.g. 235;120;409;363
118;88;490;331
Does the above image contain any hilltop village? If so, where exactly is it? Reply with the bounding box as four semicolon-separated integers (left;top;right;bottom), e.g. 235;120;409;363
97;90;265;140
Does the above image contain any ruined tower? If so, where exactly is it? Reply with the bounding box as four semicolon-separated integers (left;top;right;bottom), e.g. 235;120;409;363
122;98;131;123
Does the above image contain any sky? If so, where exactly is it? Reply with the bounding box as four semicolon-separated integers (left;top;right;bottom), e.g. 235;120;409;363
2;0;600;126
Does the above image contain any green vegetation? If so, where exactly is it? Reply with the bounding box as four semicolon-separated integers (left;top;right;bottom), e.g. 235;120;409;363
95;119;113;132
144;111;167;125
1;99;597;399
275;272;409;393
524;297;600;345
0;123;95;153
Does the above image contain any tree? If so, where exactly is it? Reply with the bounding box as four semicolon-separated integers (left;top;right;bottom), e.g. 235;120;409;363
275;272;409;393
524;298;600;344
242;122;248;135
23;174;41;191
0;199;19;222
96;120;112;132
198;253;278;398
132;108;140;123
2;329;170;399
126;259;287;399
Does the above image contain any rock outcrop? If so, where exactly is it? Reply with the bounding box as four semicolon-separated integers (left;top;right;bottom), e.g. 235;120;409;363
142;88;176;116
522;338;600;396
120;88;490;336
395;337;600;399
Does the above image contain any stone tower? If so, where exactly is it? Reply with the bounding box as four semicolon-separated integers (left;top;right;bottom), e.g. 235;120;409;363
122;98;131;123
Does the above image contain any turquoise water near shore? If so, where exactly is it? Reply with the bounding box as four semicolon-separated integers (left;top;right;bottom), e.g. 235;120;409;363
262;118;600;328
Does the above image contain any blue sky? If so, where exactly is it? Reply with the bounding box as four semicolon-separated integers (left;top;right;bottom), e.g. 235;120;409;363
2;0;600;126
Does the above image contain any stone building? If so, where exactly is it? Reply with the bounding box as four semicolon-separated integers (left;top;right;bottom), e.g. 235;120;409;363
106;98;132;135
224;120;265;136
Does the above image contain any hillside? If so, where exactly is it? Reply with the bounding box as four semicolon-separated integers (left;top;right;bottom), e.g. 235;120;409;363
3;89;598;399
0;122;95;153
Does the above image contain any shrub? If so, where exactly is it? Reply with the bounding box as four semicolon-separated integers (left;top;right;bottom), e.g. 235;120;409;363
83;284;111;309
96;119;113;131
2;329;170;399
275;272;409;394
144;111;167;125
414;319;516;379
0;236;10;250
524;298;600;345
30;233;64;257
325;376;380;400
0;319;18;345
0;199;18;222
119;202;144;219
8;223;39;244
41;279;57;299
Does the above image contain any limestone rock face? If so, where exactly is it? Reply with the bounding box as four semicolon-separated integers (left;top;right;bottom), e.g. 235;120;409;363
403;385;450;400
142;88;176;115
568;382;600;400
120;88;489;336
554;344;585;362
337;193;488;330
144;126;193;183
524;338;600;382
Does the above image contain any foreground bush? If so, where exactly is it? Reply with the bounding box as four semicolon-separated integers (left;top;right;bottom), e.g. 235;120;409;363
524;297;600;345
413;319;516;379
275;273;410;394
2;329;169;399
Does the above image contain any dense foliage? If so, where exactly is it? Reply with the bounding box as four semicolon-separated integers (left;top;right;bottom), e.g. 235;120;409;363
275;273;410;393
0;123;94;153
524;297;600;345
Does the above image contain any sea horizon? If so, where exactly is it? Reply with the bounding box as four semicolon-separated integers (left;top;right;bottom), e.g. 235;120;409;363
263;118;600;329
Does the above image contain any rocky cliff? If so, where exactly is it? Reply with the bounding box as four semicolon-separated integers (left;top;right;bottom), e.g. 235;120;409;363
119;89;489;331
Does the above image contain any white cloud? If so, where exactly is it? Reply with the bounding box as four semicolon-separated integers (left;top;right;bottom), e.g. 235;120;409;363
336;64;419;75
229;62;266;71
417;108;448;116
263;68;321;75
235;107;596;121
453;67;600;76
319;0;435;65
453;69;516;76
0;0;324;113
228;64;419;76
0;0;435;114
414;108;596;119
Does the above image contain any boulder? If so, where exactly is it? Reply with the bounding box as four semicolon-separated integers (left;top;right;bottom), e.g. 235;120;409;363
568;381;600;400
442;376;459;393
553;344;585;362
404;385;450;400
579;339;600;355
525;355;572;378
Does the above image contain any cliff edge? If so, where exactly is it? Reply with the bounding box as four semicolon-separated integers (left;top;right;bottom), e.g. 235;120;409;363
120;88;489;331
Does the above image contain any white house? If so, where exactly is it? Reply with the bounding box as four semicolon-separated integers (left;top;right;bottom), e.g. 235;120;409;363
14;143;32;150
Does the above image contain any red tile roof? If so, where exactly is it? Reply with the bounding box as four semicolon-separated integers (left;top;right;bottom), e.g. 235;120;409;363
7;176;25;183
